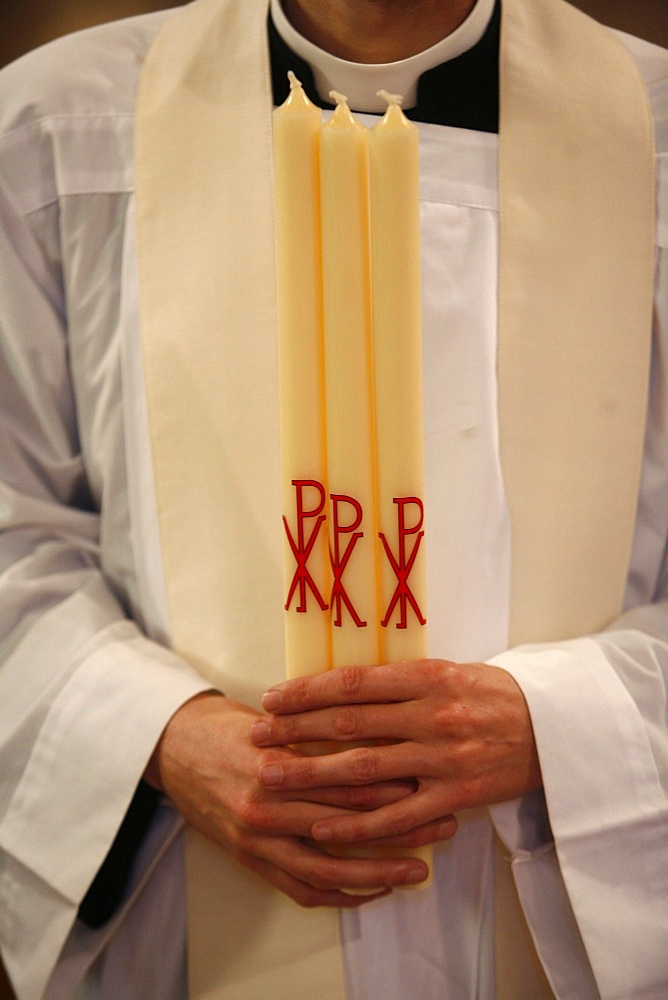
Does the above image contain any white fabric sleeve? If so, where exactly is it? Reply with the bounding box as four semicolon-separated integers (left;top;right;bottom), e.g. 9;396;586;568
486;277;668;996
0;129;210;1000
486;254;668;999
486;94;668;998
488;628;668;1000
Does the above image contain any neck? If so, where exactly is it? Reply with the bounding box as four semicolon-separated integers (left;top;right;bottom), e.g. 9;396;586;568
282;0;478;63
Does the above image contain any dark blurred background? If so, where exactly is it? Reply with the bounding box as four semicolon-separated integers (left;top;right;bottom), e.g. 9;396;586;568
0;0;667;67
0;1;667;999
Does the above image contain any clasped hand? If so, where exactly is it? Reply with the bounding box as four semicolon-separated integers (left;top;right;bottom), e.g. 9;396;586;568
148;660;541;908
254;659;542;849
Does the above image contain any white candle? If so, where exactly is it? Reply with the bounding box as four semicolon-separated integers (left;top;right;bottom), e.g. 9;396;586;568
320;92;381;669
273;73;332;678
369;92;428;664
368;91;431;885
274;84;431;885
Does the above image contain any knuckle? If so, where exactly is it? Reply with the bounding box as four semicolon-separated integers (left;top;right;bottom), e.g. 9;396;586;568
235;790;267;831
385;806;414;837
299;757;319;783
435;699;474;737
222;824;243;850
338;666;365;697
334;707;361;739
351;747;380;782
279;715;302;742
294;676;310;698
285;676;310;707
433;658;466;699
234;790;255;827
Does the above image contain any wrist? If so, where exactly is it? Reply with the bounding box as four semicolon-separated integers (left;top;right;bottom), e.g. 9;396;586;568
143;689;224;793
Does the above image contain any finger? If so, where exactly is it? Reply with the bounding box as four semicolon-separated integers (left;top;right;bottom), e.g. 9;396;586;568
229;787;408;839
259;741;427;791
298;779;418;811
322;814;458;850
233;846;386;908
223;778;418;837
261;661;445;714
251;703;419;747
233;834;430;897
309;784;451;844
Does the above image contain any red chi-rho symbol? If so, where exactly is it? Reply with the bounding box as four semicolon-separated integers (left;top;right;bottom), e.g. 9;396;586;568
283;480;329;613
329;493;367;628
379;497;426;629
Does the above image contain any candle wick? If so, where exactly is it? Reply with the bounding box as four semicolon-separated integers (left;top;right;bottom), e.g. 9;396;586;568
287;70;302;91
329;90;349;108
377;90;403;107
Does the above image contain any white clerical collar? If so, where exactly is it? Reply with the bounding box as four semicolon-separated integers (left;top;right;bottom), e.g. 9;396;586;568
269;0;497;112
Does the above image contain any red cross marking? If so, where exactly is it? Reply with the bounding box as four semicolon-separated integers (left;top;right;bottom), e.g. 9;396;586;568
283;479;329;613
379;497;426;629
329;493;367;628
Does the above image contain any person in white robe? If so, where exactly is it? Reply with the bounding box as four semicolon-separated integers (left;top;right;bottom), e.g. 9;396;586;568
0;1;667;999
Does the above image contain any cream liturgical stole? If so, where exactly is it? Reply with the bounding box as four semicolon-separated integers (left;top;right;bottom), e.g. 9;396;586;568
134;0;655;997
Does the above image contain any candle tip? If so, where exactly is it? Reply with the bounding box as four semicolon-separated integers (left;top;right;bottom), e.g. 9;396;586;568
287;70;302;90
329;90;349;108
377;90;403;107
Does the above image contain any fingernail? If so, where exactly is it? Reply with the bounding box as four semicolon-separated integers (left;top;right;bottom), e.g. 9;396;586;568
251;720;270;743
260;763;283;786
403;865;428;885
261;689;282;712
